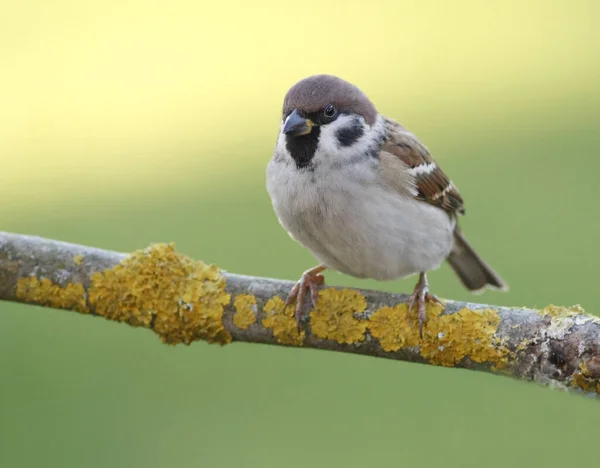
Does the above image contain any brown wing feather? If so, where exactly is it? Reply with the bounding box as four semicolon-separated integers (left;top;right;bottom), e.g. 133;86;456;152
382;118;465;216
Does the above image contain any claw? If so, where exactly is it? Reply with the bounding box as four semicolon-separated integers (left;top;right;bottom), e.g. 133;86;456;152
285;265;326;330
284;283;300;308
308;275;324;308
408;272;444;338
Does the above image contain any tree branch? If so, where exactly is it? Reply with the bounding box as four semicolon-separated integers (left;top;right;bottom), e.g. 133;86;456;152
1;231;599;396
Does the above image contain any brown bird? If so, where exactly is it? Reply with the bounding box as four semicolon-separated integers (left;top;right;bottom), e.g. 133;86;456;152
266;74;507;335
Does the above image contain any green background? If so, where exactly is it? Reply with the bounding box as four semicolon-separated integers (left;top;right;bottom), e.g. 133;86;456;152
1;1;599;467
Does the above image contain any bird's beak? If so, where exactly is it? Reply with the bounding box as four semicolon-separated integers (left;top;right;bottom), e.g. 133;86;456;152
283;109;314;136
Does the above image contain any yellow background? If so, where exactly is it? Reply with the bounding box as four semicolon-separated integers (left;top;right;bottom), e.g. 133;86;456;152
1;1;599;467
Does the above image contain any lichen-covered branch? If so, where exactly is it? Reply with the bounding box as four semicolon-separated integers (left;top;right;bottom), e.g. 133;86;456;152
1;231;600;396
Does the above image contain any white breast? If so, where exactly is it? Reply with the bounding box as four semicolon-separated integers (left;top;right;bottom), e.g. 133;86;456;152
266;117;455;281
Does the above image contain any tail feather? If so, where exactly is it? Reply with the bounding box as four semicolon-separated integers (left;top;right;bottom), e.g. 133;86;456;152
447;230;508;293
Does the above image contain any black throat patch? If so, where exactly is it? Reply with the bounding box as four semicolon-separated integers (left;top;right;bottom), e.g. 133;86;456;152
285;126;321;170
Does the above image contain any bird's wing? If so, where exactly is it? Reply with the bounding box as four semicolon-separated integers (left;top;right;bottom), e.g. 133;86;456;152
380;118;465;216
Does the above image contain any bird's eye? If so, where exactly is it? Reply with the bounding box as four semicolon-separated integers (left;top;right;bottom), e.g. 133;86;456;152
324;104;337;119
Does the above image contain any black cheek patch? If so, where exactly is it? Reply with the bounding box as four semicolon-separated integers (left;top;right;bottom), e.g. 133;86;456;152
335;120;364;147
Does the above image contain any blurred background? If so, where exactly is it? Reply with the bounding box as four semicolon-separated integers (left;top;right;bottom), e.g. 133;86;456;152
1;0;599;466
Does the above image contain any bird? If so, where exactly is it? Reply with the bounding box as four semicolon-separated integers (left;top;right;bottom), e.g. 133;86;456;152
266;74;507;336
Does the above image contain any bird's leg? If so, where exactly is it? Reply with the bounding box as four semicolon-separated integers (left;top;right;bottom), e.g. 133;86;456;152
285;265;327;329
408;272;443;338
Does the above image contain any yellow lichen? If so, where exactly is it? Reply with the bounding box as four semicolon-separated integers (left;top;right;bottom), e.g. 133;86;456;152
16;277;88;313
233;294;257;329
571;361;600;393
262;297;304;346
368;302;508;367
516;338;532;352
88;243;231;345
73;254;84;266
368;303;422;351
538;304;585;318
310;288;367;344
420;308;508;368
538;304;600;341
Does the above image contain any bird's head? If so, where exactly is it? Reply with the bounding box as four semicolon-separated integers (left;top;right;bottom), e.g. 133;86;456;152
278;75;381;170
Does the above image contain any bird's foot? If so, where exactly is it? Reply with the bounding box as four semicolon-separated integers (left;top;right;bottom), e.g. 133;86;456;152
408;272;444;338
285;265;326;330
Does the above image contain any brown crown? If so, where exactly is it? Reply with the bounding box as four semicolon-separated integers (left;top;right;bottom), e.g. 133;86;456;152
283;75;377;125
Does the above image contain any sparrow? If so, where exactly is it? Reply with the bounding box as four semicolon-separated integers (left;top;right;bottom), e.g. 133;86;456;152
266;74;507;336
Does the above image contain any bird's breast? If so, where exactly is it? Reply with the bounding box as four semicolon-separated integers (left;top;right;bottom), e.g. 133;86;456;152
267;158;455;280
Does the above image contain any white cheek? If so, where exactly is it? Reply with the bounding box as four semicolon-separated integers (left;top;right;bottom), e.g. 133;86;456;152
317;115;360;153
275;122;288;154
313;114;385;169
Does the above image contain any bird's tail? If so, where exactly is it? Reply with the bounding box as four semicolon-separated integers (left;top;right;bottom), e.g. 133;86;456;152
447;229;508;293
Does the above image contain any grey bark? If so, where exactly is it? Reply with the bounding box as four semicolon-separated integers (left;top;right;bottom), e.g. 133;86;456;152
1;231;600;397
